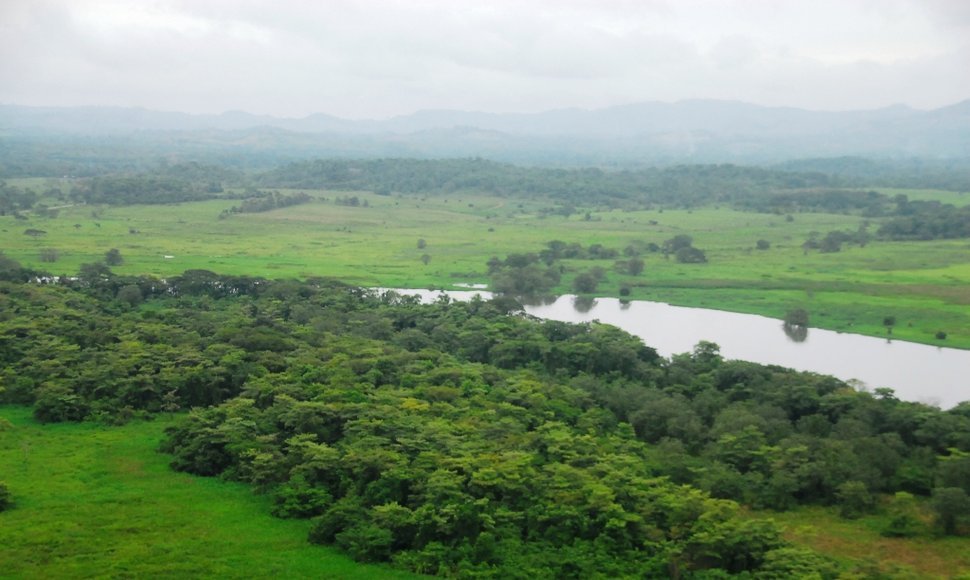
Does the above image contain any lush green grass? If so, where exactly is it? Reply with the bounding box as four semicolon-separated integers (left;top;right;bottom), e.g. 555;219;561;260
757;505;970;578
2;187;968;348
0;406;418;578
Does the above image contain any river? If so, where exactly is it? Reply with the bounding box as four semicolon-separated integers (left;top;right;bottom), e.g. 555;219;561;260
380;288;970;409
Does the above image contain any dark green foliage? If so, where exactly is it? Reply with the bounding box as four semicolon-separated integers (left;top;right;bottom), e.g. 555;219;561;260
756;547;841;579
39;249;59;263
878;198;970;240
70;176;212;205
488;254;560;296
675;246;707;263
835;481;875;519
0;481;11;511
784;308;810;327
255;159;838;209
931;487;970;535
222;190;312;216
0;181;39;215
104;248;123;266
881;492;923;538
615;258;644;275
116;284;143;307
572;272;599;293
3;272;969;576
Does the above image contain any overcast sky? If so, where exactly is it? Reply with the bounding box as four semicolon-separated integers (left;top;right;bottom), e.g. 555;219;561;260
1;0;968;119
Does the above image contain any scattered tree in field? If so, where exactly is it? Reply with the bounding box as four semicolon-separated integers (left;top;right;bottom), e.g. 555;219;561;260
420;253;431;266
663;234;694;254
936;331;948;340
662;234;707;263
784;309;810;327
73;223;82;230
24;228;46;239
883;316;896;335
756;239;771;250
573;272;599;293
616;258;645;275
416;238;426;249
39;248;59;263
104;248;124;266
675;246;707;263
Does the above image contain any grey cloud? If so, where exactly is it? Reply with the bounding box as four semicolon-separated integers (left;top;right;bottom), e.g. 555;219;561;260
0;0;966;118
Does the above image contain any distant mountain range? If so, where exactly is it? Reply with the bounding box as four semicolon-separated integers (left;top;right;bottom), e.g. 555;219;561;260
2;99;969;164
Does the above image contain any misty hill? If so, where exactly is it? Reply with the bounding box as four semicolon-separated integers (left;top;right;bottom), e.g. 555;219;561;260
1;99;969;164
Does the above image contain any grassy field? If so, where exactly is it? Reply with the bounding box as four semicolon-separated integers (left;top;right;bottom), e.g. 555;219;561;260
0;406;417;578
2;186;968;348
759;505;970;578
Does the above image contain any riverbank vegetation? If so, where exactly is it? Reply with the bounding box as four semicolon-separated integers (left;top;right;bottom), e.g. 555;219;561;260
1;271;968;576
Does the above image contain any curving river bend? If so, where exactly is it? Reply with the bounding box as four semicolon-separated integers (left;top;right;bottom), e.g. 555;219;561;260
383;288;970;409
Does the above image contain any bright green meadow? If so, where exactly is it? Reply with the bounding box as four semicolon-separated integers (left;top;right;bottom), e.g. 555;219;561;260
0;406;417;579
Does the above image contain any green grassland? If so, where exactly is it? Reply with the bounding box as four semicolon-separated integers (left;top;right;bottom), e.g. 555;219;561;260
759;506;970;578
0;406;417;579
2;186;968;348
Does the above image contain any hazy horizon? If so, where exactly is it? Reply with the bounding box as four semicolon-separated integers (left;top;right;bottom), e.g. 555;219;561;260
2;0;969;119
3;95;969;123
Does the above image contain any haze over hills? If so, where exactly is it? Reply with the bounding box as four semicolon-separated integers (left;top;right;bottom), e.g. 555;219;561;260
1;99;969;165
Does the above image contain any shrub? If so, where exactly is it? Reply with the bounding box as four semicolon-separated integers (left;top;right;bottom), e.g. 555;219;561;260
0;482;11;511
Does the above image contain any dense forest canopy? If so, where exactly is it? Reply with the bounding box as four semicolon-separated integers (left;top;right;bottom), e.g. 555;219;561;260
1;257;968;576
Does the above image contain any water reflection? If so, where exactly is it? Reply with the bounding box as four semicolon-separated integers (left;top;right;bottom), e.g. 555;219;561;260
573;296;597;313
782;323;808;343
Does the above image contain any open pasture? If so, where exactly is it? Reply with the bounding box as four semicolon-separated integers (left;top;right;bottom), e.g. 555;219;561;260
0;406;416;578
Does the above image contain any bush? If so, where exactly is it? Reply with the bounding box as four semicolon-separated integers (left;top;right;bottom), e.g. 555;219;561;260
572;272;598;293
881;492;922;538
675;246;707;263
33;385;89;423
835;481;874;519
116;285;143;307
0;481;11;511
104;248;124;266
784;309;810;327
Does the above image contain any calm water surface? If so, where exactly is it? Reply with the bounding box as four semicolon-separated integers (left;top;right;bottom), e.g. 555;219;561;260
382;288;970;409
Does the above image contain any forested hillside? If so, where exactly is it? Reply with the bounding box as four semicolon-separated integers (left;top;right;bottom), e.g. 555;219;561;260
2;258;967;577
